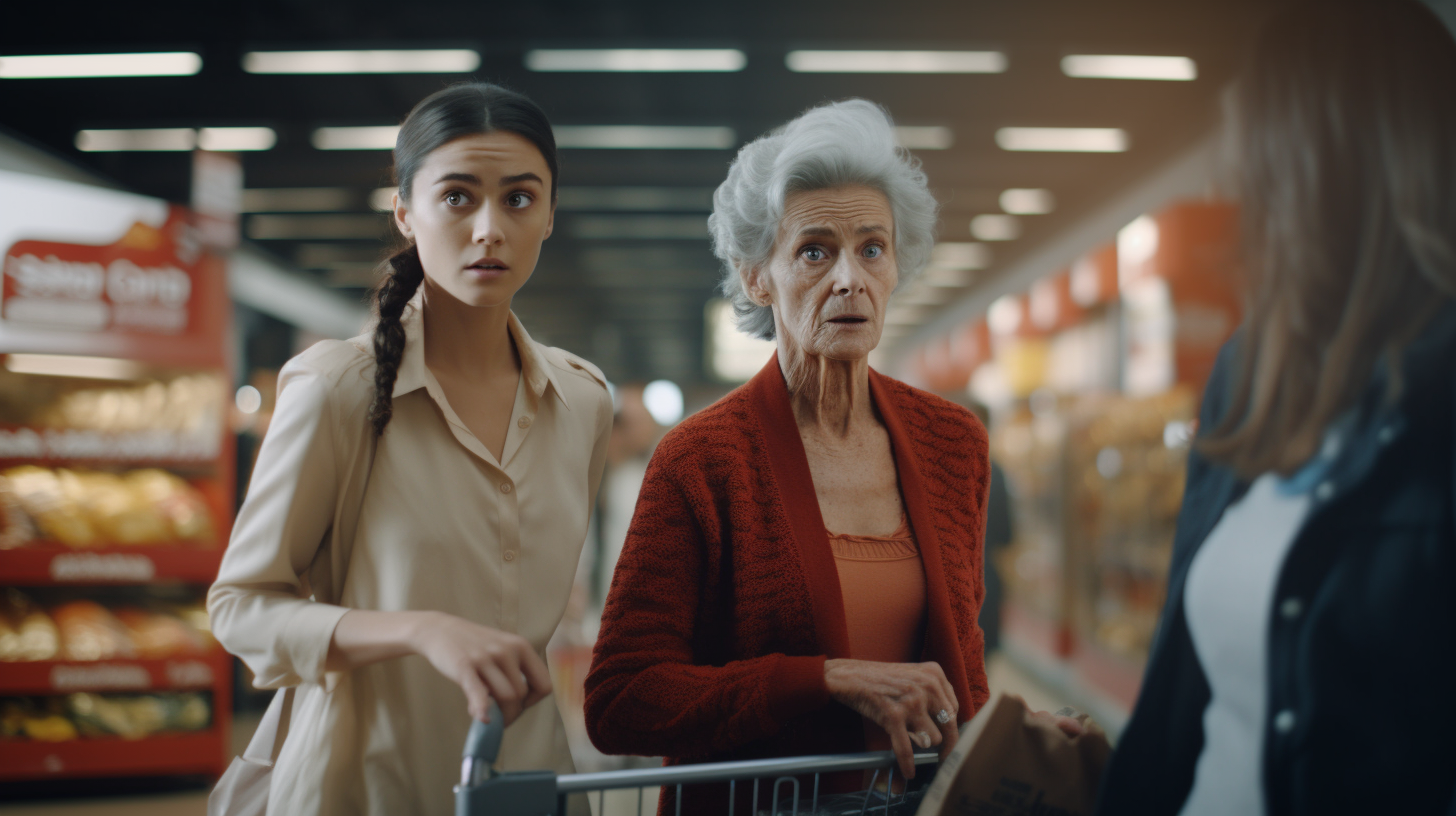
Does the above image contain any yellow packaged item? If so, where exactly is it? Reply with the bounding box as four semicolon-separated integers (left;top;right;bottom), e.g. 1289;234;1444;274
0;590;60;662
67;470;170;545
4;466;96;547
0;476;36;549
125;469;214;545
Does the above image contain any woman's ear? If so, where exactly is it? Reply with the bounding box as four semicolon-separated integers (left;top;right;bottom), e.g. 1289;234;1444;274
393;191;413;240
740;263;771;306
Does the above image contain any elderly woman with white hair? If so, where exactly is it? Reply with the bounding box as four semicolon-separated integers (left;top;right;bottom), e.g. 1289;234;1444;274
585;99;991;814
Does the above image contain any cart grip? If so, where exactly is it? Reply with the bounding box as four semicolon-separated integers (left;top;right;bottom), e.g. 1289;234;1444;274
460;701;504;786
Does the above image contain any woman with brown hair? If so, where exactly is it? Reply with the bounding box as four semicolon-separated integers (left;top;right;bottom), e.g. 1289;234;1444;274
208;84;610;815
1096;1;1456;814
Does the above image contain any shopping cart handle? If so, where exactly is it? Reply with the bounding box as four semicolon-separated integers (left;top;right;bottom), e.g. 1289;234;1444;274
460;701;504;787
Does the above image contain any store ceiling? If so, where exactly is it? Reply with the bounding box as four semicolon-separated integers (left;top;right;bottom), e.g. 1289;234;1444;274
0;0;1276;386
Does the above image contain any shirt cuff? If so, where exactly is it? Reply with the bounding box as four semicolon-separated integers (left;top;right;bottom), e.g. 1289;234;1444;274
283;602;351;692
765;654;831;722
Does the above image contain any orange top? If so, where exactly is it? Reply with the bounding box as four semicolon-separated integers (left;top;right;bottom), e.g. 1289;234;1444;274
829;514;927;755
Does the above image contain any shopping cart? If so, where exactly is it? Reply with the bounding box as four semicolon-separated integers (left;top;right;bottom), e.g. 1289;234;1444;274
456;703;940;816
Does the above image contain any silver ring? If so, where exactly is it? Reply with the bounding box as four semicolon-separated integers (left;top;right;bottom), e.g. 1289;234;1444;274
935;709;952;725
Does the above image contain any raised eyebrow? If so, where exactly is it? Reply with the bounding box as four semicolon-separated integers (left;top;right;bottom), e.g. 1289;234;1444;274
500;172;545;186
796;226;836;239
857;224;889;236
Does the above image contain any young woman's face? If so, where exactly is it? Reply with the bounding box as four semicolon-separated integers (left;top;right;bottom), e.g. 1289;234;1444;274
393;131;555;308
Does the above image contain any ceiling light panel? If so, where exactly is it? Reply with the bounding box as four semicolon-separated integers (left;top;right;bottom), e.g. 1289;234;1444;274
75;128;196;152
0;52;201;79
971;214;1021;241
930;242;990;270
6;354;145;380
1062;55;1197;81
1000;188;1055;215
895;127;954;150
242;188;356;212
525;49;746;72
786;50;1006;73
198;127;276;151
312;126;399;150
554;126;736;149
246;214;388;240
370;187;398;212
996;127;1128;152
243;50;480;74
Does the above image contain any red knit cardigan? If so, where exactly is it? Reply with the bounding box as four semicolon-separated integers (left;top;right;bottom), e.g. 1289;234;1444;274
584;356;991;814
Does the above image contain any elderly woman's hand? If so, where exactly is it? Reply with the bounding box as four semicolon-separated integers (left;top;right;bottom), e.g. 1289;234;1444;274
824;658;959;779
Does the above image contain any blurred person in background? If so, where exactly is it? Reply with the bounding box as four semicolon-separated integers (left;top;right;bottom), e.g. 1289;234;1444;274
585;99;991;814
208;83;610;816
1097;2;1456;814
966;401;1015;654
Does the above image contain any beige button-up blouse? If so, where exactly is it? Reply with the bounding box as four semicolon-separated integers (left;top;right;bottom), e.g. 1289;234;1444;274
208;298;611;816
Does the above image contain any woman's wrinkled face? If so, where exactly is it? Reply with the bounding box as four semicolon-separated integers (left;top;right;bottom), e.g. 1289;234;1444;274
393;131;554;308
746;185;897;362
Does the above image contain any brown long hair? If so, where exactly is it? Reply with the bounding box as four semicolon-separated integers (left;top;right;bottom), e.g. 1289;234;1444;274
367;83;559;436
1200;0;1456;477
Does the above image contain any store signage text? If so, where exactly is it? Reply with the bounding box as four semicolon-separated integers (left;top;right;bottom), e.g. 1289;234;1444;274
3;253;191;333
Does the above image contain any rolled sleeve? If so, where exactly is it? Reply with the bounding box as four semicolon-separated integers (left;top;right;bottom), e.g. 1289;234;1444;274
208;359;354;690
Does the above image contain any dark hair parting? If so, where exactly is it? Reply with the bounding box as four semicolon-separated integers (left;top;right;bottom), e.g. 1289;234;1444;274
367;82;558;435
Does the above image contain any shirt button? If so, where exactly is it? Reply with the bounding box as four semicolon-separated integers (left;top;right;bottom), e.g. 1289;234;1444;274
1377;425;1397;445
1279;597;1304;620
518;416;532;429
500;482;512;494
1274;709;1297;735
503;551;516;562
1314;481;1335;502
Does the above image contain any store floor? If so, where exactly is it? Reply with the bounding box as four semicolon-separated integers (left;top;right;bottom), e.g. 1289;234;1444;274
0;653;1071;816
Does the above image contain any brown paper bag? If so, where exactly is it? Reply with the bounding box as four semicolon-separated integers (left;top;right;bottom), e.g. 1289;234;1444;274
914;694;1113;816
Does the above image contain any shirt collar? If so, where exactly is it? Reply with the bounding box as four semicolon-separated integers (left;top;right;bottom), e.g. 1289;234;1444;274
390;291;568;409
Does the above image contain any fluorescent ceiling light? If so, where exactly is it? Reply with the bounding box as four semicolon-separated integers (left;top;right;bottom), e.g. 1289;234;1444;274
243;188;356;212
554;126;735;149
243;50;480;74
1000;188;1055;215
786;50;1006;73
571;215;709;240
1062;55;1197;81
0;52;201;79
246;214;388;240
75;128;196;152
312;126;399;150
930;242;990;270
198;127;276;151
556;186;715;211
370;187;398;212
526;49;745;72
6;354;145;380
895;127;953;150
971;214;1021;241
996;127;1128;152
989;295;1023;334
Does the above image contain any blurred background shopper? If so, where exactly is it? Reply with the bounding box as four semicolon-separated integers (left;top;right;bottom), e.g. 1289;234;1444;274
1096;2;1456;814
584;100;991;814
207;84;610;816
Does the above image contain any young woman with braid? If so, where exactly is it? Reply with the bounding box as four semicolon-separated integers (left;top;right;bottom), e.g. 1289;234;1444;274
208;84;611;816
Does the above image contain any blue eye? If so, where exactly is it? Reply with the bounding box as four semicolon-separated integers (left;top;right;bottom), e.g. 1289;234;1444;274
864;245;884;259
803;247;826;262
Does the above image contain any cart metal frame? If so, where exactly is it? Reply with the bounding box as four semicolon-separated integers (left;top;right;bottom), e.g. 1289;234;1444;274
456;703;939;816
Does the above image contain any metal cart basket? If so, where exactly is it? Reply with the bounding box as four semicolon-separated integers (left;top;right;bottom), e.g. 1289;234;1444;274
456;703;939;816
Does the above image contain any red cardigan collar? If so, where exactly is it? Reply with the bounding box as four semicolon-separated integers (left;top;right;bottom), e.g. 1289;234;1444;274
743;354;970;694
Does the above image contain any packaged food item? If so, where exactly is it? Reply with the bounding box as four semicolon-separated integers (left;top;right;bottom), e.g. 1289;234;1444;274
125;469;214;545
112;607;206;659
0;475;36;549
0;698;78;742
4;466;96;547
0;589;60;661
66;692;209;739
67;470;171;545
51;600;136;661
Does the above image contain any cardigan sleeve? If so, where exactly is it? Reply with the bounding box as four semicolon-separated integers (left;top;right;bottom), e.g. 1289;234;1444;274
206;352;354;691
584;454;830;759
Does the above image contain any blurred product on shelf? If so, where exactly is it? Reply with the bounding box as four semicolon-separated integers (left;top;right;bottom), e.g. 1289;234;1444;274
0;589;211;662
0;465;215;548
36;375;225;436
0;589;60;661
0;476;35;549
0;692;211;742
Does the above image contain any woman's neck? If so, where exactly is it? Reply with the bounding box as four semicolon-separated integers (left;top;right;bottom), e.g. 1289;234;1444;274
779;344;874;439
420;278;519;381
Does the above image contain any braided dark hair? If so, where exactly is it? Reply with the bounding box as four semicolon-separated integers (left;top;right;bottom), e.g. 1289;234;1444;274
367;83;559;435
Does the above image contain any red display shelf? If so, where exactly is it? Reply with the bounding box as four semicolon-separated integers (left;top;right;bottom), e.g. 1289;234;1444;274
0;545;222;584
0;425;226;469
0;651;227;695
0;729;227;781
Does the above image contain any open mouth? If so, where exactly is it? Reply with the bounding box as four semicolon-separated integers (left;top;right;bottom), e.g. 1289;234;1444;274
828;316;868;324
467;258;508;272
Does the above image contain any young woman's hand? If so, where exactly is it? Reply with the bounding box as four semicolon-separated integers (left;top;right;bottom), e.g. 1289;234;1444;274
824;658;959;779
413;612;553;726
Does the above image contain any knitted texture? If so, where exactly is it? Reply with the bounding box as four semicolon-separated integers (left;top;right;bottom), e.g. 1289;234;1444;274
585;357;991;815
